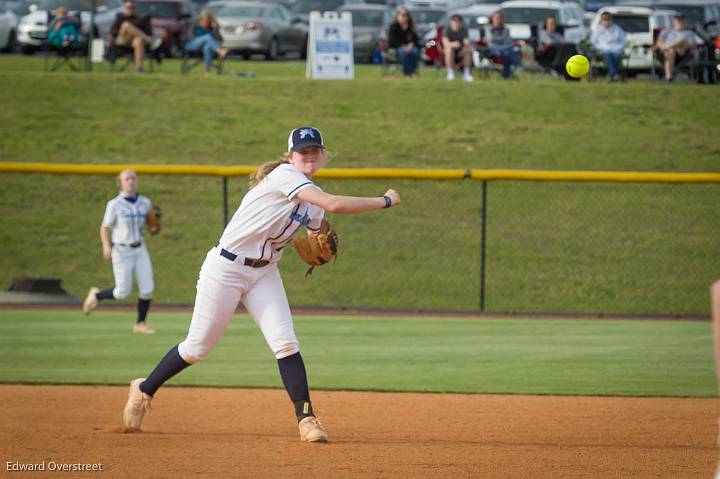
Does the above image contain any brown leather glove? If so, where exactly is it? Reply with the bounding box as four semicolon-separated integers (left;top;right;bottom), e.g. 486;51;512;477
292;218;338;277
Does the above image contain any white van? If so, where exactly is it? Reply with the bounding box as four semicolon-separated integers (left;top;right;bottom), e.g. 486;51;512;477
499;0;589;42
590;6;677;72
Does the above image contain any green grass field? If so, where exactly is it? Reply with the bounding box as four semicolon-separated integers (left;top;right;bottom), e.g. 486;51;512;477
0;310;715;397
1;57;718;314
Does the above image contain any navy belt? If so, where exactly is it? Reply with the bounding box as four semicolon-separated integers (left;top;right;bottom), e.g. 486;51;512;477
115;242;142;248
219;248;270;268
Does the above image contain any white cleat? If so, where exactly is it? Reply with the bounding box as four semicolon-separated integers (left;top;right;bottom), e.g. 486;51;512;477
133;323;156;335
123;378;153;433
298;416;329;443
446;69;455;81
83;287;99;315
463;71;475;82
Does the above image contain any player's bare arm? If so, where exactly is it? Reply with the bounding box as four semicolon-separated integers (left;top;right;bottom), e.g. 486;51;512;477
100;225;112;261
296;187;400;214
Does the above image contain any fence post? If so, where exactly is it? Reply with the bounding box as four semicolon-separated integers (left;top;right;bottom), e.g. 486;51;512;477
480;180;488;312
223;177;228;227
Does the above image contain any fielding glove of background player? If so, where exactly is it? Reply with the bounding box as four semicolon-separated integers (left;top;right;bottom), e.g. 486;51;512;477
292;218;339;277
146;206;162;235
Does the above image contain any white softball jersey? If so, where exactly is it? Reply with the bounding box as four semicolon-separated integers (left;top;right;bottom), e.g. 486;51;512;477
102;193;153;245
178;163;324;364
219;163;325;263
102;193;154;300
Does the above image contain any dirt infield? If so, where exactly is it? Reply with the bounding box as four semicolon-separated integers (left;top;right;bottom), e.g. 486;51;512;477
1;385;718;478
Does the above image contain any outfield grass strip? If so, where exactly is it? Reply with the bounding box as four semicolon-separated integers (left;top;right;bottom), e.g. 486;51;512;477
0;310;715;397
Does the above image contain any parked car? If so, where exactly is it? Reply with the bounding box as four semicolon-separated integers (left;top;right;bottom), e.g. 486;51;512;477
422;3;498;64
135;0;195;57
203;0;230;14
408;5;447;37
586;0;620;12
17;0;121;53
215;1;307;59
653;0;720;38
345;0;398;6
337;3;393;62
499;0;589;42
0;0;19;51
402;0;473;11
591;6;677;72
289;0;346;24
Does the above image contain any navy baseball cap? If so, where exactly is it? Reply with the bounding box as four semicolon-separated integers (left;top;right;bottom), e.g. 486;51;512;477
288;127;325;152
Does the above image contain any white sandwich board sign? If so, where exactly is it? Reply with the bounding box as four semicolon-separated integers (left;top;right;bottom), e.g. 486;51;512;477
306;11;354;80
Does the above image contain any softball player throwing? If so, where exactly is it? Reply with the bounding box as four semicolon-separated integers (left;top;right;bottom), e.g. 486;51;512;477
122;127;400;442
83;169;158;334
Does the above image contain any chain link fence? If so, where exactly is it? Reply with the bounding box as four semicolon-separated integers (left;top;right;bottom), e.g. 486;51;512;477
1;166;717;316
280;178;720;316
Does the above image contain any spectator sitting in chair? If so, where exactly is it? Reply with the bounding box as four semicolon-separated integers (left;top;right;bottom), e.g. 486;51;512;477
656;14;704;83
442;14;473;82
47;6;80;48
591;12;626;82
388;7;420;78
535;16;579;80
185;11;228;77
109;0;162;74
487;11;520;80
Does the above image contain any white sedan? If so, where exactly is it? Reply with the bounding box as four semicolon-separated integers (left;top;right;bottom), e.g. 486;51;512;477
17;0;121;53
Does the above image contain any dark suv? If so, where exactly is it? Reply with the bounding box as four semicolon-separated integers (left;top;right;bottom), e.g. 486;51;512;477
135;0;195;57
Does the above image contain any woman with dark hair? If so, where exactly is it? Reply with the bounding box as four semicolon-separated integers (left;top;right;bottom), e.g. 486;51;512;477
388;7;420;77
535;15;579;80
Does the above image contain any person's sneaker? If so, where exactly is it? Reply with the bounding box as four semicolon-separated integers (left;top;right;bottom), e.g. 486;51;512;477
446;69;455;81
149;38;163;51
83;287;100;315
135;66;144;75
298;416;328;443
133;322;155;335
123;378;152;433
463;71;474;82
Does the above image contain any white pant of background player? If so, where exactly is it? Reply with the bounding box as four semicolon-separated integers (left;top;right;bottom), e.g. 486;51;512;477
112;243;154;300
178;246;298;364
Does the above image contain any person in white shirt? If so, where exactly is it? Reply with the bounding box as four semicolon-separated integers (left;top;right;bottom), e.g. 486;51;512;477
120;127;401;443
83;169;158;335
656;14;704;82
591;12;626;81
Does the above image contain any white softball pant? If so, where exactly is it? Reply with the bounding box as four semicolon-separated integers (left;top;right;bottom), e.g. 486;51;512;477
178;246;299;364
111;244;154;300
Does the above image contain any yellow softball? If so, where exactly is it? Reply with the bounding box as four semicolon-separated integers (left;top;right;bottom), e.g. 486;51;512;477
566;55;590;78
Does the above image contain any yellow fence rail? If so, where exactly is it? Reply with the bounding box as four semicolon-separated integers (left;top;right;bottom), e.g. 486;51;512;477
1;162;719;183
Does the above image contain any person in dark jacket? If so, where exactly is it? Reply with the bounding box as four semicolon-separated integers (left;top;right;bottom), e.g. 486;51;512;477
535;15;579;80
388;7;420;77
109;0;162;73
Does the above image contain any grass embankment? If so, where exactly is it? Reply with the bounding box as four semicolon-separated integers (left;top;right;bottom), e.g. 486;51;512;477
1;57;718;313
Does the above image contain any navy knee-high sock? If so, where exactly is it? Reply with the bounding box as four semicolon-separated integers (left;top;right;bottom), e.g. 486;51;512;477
277;352;314;420
96;288;114;300
140;345;191;397
137;299;151;324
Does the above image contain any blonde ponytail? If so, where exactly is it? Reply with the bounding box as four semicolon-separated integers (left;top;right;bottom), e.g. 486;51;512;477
249;155;289;187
